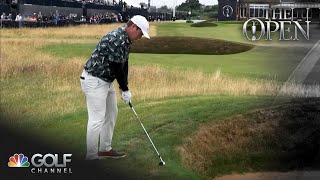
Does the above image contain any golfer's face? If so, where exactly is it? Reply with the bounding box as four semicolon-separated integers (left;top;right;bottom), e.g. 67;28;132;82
132;25;143;40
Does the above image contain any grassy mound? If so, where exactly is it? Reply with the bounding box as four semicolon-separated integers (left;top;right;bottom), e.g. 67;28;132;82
191;21;218;27
180;98;320;178
219;21;244;24
132;36;254;55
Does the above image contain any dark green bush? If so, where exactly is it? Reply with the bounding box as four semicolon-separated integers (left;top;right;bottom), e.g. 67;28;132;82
132;36;254;55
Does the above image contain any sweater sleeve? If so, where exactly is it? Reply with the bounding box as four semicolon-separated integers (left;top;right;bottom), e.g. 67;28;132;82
110;61;128;91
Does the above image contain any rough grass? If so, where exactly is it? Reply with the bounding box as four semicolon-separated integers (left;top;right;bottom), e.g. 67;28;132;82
179;98;320;178
132;36;254;55
1;23;319;179
40;43;306;81
1;25;319;124
0;23;157;39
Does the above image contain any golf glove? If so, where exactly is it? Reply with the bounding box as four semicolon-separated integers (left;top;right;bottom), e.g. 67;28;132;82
121;90;131;104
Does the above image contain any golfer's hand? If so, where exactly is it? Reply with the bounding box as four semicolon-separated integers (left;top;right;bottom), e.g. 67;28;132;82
121;90;131;104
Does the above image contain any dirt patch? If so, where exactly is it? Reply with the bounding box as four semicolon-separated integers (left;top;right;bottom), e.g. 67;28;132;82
179;98;320;178
131;36;253;55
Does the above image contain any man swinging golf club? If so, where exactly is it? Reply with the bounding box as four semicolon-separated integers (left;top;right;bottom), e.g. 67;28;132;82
80;15;150;160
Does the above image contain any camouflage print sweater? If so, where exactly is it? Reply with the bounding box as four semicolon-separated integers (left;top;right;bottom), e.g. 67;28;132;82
84;26;132;91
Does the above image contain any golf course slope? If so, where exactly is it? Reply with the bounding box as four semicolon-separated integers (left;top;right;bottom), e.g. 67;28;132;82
179;98;320;179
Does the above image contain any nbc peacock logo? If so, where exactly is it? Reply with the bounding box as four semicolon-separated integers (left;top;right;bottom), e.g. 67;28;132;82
8;153;30;167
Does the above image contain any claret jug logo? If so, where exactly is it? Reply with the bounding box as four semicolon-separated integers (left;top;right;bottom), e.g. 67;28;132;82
223;5;234;17
243;8;310;41
8;153;30;167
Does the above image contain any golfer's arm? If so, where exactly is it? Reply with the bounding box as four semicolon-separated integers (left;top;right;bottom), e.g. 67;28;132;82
110;61;128;91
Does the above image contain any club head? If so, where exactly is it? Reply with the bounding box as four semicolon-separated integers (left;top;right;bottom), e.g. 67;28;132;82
159;161;165;166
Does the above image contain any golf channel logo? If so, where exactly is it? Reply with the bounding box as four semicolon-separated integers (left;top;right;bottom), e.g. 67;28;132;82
8;153;72;174
243;8;310;41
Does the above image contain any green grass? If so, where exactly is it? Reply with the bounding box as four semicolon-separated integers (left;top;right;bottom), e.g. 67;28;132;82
2;22;308;179
6;95;273;179
129;47;302;81
40;43;300;81
157;22;247;43
42;43;96;58
39;22;307;81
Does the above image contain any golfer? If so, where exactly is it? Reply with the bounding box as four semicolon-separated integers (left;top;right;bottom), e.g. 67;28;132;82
80;15;150;160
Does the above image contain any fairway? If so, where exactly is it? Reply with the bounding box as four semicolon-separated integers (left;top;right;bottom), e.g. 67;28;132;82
41;43;298;80
39;22;307;81
1;22;318;179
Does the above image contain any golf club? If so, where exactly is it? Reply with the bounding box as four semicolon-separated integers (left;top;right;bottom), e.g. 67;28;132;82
128;101;166;166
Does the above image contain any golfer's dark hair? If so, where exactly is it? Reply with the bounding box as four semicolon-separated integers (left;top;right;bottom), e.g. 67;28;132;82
127;20;140;30
127;20;134;27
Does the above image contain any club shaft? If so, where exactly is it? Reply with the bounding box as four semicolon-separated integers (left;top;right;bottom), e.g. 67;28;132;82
130;106;162;158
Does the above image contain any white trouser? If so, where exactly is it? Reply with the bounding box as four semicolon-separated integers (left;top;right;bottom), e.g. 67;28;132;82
80;70;118;160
